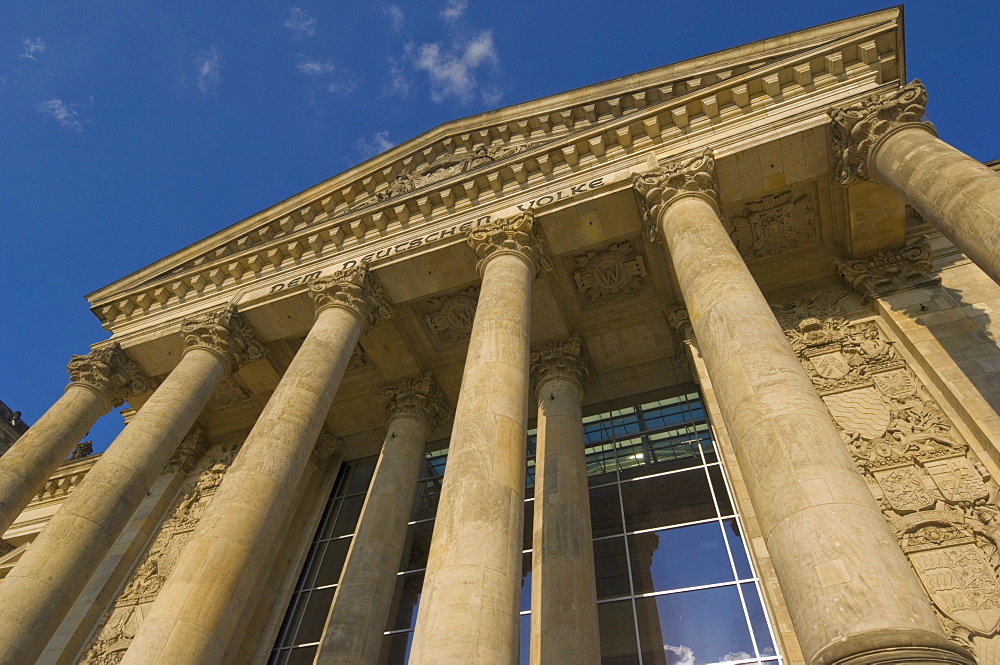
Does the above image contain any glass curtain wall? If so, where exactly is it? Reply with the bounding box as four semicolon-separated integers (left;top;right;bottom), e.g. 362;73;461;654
269;388;782;665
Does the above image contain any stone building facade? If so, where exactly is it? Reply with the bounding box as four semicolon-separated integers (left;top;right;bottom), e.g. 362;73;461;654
0;399;29;457
3;7;1000;665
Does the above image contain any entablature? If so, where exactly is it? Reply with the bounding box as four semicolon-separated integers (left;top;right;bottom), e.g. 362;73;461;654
88;9;903;335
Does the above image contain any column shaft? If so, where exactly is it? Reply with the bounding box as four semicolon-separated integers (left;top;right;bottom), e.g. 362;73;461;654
659;192;969;665
0;347;227;665
872;126;1000;284
0;385;106;535
119;305;363;665
316;414;430;665
409;252;534;665
530;375;599;665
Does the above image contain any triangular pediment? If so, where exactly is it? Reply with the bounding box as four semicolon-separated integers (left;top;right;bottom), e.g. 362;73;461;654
88;7;904;331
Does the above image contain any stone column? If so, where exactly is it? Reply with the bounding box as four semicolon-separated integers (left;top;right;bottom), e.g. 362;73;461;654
830;79;1000;285
0;306;262;665
528;336;600;665
119;266;391;665
409;211;550;665
316;372;450;665
633;152;973;665
0;343;152;537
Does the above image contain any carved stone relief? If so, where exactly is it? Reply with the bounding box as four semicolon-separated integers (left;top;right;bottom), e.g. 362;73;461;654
80;441;242;664
418;286;480;345
728;190;816;260
208;376;253;408
350;141;539;210
572;240;648;305
774;291;1000;658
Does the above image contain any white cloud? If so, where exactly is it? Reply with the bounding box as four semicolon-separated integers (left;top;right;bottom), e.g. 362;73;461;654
297;57;335;76
381;57;411;98
663;644;696;665
384;5;404;33
411;29;500;104
440;0;469;22
19;37;46;61
356;130;394;159
721;651;754;663
194;47;221;94
37;97;88;132
284;7;316;39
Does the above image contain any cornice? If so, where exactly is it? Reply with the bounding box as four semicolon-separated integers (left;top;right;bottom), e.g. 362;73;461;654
88;11;901;334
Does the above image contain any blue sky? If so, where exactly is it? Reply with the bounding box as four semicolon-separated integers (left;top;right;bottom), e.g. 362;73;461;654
2;1;998;452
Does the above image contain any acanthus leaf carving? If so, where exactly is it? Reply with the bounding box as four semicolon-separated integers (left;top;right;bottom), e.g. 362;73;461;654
632;148;719;242
67;343;154;409
180;305;266;371
467;210;551;276
309;265;393;331
829;79;934;186
377;372;450;430
529;335;595;396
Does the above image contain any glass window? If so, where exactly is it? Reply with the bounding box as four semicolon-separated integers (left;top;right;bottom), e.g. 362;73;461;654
621;469;716;532
598;600;640;665
272;389;783;665
628;521;735;595
634;586;755;665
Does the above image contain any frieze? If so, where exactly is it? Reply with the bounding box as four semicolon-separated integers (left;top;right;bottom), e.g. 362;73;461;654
572;240;648;306
729;190;816;260
776;290;1000;653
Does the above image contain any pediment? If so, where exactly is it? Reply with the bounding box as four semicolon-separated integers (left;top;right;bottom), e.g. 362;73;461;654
88;7;903;331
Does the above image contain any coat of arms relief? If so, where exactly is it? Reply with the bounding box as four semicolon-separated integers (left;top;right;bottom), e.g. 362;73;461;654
775;291;1000;660
79;440;242;665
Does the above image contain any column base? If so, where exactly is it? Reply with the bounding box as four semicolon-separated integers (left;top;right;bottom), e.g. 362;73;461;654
815;630;975;665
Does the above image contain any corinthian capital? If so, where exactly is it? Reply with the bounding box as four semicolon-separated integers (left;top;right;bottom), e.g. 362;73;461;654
66;342;154;408
180;306;266;371
466;210;552;276
632;149;719;242
308;265;393;332
529;335;595;396
377;372;451;429
828;80;935;186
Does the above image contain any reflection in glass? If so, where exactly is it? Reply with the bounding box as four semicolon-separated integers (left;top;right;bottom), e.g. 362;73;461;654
724;519;753;580
399;521;435;573
296;586;335;644
387;572;424;631
590;484;623;537
346;456;378;495
523;500;534;551
521;552;532;612
598;600;639;665
284;645;318;665
628;521;734;594
519;613;531;665
412;479;443;521
309;538;351;588
708;465;734;517
635;586;755;665
621;470;716;532
742;582;777;658
331;494;365;537
593;537;630;599
377;631;414;665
